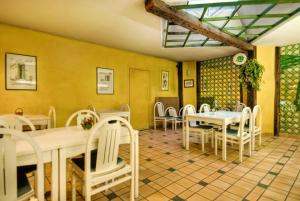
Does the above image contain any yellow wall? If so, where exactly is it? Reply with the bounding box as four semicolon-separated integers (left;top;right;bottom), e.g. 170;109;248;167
182;61;197;107
0;24;178;127
256;46;276;135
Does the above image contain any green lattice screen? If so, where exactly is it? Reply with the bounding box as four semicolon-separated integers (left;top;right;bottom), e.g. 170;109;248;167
280;43;300;135
199;56;240;109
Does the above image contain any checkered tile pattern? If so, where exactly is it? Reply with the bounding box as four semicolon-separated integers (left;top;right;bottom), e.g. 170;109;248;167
38;129;300;201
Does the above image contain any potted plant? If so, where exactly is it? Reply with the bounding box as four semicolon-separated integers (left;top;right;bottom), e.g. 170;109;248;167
239;59;265;90
81;117;94;130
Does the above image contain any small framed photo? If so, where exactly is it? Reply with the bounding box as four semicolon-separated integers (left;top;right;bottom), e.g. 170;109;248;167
161;71;169;91
5;53;37;90
184;79;194;88
97;67;114;94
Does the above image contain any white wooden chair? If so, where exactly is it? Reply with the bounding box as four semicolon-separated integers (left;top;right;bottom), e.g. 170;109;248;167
65;109;100;127
165;107;182;131
153;102;173;131
252;105;262;150
0;114;36;131
87;105;96;113
120;104;131;122
215;107;252;162
71;116;135;201
235;102;247;112
199;103;210;113
0;128;44;201
182;104;214;152
48;106;56;128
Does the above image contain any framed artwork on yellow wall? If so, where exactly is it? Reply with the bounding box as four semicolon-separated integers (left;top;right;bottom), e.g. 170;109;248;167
184;79;194;88
161;71;169;91
97;67;114;94
5;53;37;90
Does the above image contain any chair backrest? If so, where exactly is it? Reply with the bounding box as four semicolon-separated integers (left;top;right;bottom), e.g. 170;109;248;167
199;103;210;113
65;109;100;127
0;115;35;131
182;104;197;127
0;128;44;201
85;116;135;182
48;106;56;128
165;107;178;117
236;102;247;112
120;104;130;112
252;105;262;130
154;102;165;117
87;105;96;113
238;107;252;137
178;107;184;117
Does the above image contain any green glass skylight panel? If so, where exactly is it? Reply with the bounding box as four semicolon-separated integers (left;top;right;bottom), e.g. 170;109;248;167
162;0;300;48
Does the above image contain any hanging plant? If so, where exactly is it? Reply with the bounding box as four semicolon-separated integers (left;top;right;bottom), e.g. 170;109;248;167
239;59;265;90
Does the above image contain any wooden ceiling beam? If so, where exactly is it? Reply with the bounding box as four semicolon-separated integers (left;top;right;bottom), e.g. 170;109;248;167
145;0;255;51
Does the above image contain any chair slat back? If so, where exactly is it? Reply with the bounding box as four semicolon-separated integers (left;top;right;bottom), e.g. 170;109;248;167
65;109;100;127
0;128;44;200
199;103;210;113
154;102;165;117
87;105;96;113
95;121;121;172
253;105;262;130
120;104;130;112
0;135;17;201
236;102;247;112
85;117;135;182
167;107;178;117
48;106;56;128
182;104;197;127
0;115;35;131
239;107;252;137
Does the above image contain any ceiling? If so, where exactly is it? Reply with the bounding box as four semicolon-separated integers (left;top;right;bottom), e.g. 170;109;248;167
0;0;299;61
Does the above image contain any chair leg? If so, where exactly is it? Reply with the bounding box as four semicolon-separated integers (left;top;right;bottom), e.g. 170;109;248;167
259;133;262;146
130;176;134;201
239;142;243;163
164;120;167;131
72;174;76;201
154;120;156;130
201;133;205;152
215;134;218;155
252;135;256;151
211;132;214;148
248;141;252;157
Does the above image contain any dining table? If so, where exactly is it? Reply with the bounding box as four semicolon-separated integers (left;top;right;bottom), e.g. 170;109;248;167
97;110;130;122
185;111;242;161
24;114;51;128
16;125;139;201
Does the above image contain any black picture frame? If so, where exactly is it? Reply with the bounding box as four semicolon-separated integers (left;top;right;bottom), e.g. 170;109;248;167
184;79;194;88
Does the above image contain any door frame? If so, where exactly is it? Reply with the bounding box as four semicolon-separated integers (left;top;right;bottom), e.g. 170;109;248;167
129;68;151;129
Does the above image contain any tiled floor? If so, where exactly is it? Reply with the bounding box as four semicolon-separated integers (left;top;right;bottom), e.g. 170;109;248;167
42;128;300;201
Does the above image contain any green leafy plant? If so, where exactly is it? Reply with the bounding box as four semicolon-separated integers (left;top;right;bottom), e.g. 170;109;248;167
81;117;94;130
239;59;265;90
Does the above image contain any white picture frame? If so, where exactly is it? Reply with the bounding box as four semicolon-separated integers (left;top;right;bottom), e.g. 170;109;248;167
5;53;37;90
97;67;114;94
161;71;169;91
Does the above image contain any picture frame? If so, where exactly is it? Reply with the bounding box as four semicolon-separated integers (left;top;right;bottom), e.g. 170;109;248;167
96;67;114;94
5;53;37;90
161;71;169;91
184;79;194;88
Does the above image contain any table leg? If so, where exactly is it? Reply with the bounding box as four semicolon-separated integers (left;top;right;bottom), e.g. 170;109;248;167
186;117;189;150
59;149;67;201
51;150;58;201
134;133;139;198
222;122;227;161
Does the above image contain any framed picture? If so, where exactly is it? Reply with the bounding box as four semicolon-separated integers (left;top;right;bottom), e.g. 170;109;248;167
184;79;194;88
97;67;114;94
161;71;169;91
5;53;37;90
202;77;208;91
